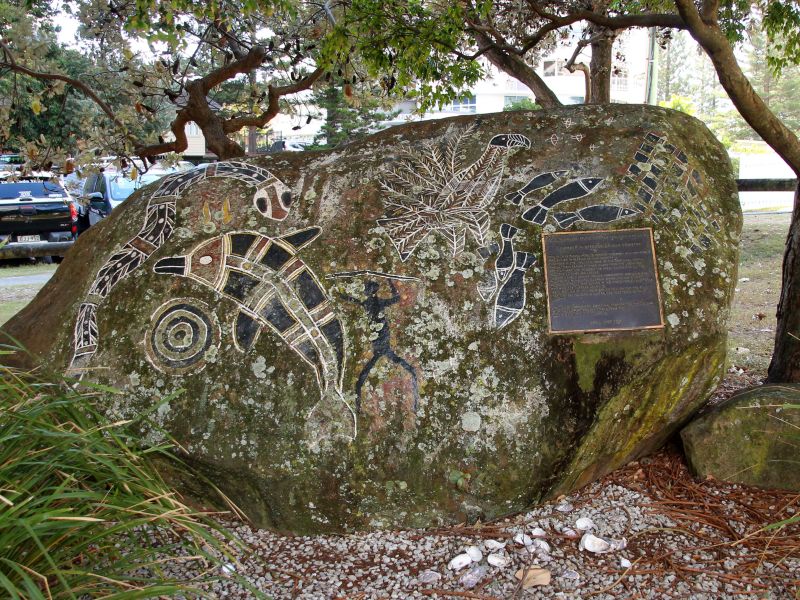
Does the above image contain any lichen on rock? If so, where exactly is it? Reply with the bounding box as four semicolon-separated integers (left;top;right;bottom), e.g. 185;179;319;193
2;104;741;533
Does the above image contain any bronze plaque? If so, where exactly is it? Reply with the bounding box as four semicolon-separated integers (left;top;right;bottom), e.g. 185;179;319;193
542;228;664;333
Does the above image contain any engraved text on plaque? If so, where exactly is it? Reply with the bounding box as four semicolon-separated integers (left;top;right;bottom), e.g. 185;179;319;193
542;228;664;333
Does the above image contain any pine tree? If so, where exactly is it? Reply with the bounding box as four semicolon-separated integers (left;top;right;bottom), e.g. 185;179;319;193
308;85;397;150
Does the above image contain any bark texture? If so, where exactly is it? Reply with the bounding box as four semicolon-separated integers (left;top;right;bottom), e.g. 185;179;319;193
768;188;800;382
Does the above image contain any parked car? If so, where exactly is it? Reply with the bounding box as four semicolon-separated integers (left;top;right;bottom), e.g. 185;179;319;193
267;140;309;153
76;166;190;233
0;177;76;261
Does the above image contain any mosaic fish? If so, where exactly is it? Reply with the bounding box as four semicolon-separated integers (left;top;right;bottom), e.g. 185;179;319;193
495;223;518;281
553;205;640;228
494;251;536;329
69;161;291;373
153;227;355;445
378;133;531;261
504;170;569;205
521;177;604;225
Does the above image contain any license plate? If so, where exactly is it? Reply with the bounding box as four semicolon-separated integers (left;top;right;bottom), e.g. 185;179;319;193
16;235;40;243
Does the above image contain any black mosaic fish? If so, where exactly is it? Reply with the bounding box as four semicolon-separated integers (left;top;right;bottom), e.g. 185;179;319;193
494;251;536;329
495;223;518;282
504;170;569;205
553;204;640;228
521;177;604;225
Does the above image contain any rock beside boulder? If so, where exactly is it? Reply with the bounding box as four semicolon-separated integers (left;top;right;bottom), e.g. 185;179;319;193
3;104;741;532
681;384;800;491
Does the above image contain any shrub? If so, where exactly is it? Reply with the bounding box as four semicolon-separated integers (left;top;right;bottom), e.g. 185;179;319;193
0;359;244;598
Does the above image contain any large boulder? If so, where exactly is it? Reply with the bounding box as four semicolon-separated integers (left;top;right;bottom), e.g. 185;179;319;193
3;105;741;532
681;384;800;491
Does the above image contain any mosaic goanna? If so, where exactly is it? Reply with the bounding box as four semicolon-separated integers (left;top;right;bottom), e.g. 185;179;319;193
153;227;356;446
69;161;292;372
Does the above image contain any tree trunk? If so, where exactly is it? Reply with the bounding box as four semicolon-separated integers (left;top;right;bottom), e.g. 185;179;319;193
589;30;615;104
187;80;246;160
768;188;800;382
673;0;800;383
473;30;562;107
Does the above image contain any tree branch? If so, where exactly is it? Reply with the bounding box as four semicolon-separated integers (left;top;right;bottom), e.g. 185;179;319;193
673;0;800;175
199;45;267;94
0;40;129;134
133;111;190;159
223;67;324;132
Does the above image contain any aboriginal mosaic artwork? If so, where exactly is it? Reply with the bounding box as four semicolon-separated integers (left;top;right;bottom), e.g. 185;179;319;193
621;131;720;270
146;298;221;374
377;128;531;262
69;161;291;373
334;275;420;412
517;175;640;227
474;225;536;329
152;227;357;440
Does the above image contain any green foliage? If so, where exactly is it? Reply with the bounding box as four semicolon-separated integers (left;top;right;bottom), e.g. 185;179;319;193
321;0;484;111
502;98;541;112
0;360;247;599
762;0;800;72
307;84;398;149
658;95;696;115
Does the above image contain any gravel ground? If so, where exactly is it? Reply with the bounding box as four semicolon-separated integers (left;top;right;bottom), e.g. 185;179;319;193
166;445;799;600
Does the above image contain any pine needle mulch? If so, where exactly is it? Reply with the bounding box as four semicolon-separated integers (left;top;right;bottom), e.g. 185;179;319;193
604;446;800;598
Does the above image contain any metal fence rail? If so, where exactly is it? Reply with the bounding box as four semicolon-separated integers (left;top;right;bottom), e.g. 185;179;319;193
737;179;796;192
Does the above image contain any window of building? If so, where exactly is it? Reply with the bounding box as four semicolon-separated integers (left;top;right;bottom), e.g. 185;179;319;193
543;59;571;77
504;95;531;107
449;95;477;113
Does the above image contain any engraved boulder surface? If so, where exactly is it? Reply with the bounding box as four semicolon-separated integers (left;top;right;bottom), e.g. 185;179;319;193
3;105;741;532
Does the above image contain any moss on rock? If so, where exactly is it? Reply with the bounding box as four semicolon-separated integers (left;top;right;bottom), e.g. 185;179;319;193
681;384;800;491
2;104;741;532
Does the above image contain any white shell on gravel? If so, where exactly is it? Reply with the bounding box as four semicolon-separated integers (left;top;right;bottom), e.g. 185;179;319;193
556;501;573;513
514;532;534;546
460;565;488;588
562;528;579;538
221;563;236;576
487;553;511;568
465;545;483;562
575;517;595;530
418;570;441;584
562;568;580;580
580;533;628;554
485;539;506;550
448;553;472;571
530;527;547;538
580;533;611;553
532;539;551;553
620;558;632;569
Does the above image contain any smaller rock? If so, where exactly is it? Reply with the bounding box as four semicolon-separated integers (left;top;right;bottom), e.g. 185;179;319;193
460;565;488;589
575;517;595;531
513;532;534;546
556;501;574;513
681;384;800;491
530;527;547;538
417;570;441;584
485;539;506;551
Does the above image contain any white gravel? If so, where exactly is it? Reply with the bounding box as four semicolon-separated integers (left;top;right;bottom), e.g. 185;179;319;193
160;476;799;599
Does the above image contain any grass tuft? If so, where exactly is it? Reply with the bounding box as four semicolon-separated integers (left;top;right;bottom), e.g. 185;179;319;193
0;361;246;599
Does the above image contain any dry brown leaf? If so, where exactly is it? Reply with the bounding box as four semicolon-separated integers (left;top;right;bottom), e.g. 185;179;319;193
515;567;551;588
